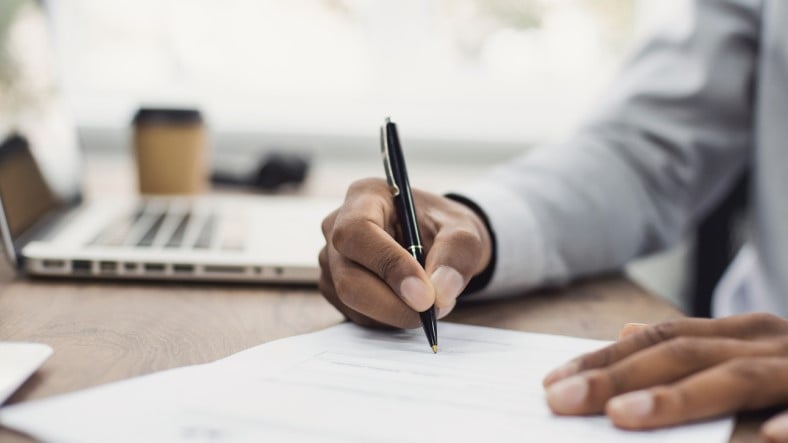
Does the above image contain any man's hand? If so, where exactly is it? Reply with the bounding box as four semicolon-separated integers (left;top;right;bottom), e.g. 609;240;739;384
318;178;492;328
543;313;788;442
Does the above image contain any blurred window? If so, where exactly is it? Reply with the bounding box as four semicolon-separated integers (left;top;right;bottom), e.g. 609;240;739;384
46;0;639;148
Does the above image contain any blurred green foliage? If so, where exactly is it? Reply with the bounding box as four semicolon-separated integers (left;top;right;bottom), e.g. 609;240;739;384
0;0;28;78
0;0;33;115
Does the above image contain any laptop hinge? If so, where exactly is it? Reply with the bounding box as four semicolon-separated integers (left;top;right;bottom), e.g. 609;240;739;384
12;196;83;256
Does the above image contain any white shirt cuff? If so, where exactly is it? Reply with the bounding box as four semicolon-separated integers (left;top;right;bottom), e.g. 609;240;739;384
451;180;546;299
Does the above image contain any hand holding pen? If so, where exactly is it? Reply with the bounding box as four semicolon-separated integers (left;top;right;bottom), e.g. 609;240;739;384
317;118;493;350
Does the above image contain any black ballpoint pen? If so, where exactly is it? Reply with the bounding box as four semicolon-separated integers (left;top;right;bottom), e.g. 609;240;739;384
380;117;438;354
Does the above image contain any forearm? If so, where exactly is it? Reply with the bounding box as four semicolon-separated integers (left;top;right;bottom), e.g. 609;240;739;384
455;0;759;298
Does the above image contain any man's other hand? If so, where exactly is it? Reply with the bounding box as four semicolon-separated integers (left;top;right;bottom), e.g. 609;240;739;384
543;313;788;442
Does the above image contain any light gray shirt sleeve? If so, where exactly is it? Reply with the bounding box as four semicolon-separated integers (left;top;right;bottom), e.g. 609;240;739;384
455;0;760;298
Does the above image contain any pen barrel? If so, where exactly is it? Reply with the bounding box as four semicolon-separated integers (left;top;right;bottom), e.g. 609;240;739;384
393;190;425;266
386;124;424;263
383;119;437;350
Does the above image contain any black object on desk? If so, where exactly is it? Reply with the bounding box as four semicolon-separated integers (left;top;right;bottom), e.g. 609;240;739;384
211;151;310;191
380;117;438;353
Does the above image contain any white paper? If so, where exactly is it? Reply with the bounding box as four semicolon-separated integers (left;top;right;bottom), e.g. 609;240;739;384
0;342;53;404
0;323;733;443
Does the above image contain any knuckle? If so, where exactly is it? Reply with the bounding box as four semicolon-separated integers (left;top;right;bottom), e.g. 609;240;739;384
662;337;699;363
652;385;689;412
586;369;621;397
429;228;484;275
726;357;788;409
333;274;356;305
745;312;782;325
347;177;385;196
725;357;771;382
575;355;593;372
582;345;616;370
375;250;402;282
743;312;788;335
447;227;481;247
321;211;338;239
723;357;778;408
446;228;482;258
330;218;361;252
318;247;328;269
643;321;679;345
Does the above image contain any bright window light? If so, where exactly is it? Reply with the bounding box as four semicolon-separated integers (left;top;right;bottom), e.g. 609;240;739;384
46;0;637;149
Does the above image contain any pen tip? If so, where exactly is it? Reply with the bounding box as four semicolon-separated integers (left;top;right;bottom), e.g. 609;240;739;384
432;345;438;354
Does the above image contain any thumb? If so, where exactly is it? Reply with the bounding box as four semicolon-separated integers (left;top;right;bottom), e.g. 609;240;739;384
331;217;435;312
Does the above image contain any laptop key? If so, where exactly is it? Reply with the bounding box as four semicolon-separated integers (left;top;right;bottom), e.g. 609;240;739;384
88;207;145;247
137;212;166;247
164;213;191;248
193;214;216;249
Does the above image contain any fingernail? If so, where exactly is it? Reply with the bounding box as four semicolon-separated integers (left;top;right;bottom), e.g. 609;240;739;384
619;323;648;340
624;322;648;328
543;361;580;386
608;390;654;419
430;266;464;303
763;415;788;441
400;277;432;311
546;376;588;412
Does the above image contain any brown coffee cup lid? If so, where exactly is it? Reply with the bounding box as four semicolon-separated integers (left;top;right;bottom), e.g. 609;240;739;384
132;108;203;126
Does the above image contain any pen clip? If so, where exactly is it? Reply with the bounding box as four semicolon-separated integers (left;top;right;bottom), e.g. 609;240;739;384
380;118;400;197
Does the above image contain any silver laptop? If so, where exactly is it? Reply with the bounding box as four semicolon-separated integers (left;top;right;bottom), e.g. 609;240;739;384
0;3;336;284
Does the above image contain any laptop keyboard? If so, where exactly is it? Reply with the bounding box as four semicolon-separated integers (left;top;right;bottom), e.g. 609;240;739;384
89;201;245;252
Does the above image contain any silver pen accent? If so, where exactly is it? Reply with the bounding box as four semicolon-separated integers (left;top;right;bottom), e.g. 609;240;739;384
380;117;400;197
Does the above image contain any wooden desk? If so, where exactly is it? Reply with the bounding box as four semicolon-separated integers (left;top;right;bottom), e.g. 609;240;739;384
0;275;761;442
0;155;766;441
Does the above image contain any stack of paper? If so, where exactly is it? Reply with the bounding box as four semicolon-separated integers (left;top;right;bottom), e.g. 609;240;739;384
0;323;732;442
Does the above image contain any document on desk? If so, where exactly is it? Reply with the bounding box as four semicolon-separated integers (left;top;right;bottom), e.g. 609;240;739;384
0;323;732;443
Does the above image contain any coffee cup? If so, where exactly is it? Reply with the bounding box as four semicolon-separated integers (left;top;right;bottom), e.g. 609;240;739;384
132;108;207;195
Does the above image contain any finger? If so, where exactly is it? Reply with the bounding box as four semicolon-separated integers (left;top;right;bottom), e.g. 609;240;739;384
605;357;788;430
545;337;783;415
426;227;483;309
318;247;385;328
436;299;456;320
331;191;434;312
424;202;492;309
618;323;648;341
763;409;788;443
544;313;788;387
544;319;708;387
328;243;421;329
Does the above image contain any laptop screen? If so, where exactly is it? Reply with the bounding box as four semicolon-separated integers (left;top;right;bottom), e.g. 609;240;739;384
0;1;82;259
0;134;61;238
